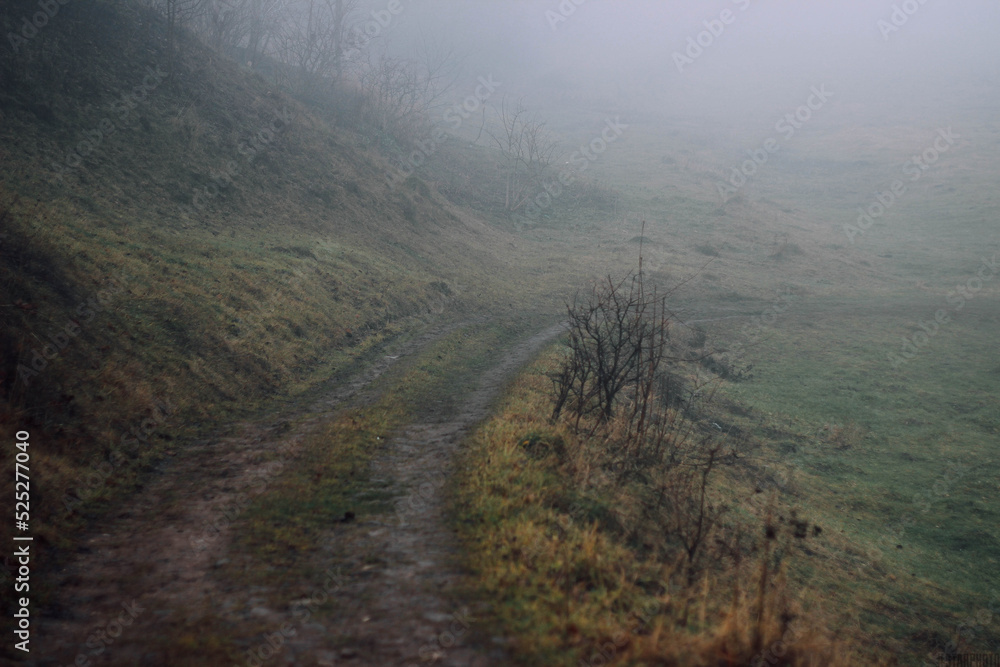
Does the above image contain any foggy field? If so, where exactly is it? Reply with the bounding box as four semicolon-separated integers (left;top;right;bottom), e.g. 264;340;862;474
1;1;998;665
543;104;998;662
491;91;1000;662
540;79;1000;661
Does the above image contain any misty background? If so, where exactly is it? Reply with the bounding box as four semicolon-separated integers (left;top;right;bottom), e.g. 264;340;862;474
377;0;1000;121
3;0;1000;663
367;0;1000;248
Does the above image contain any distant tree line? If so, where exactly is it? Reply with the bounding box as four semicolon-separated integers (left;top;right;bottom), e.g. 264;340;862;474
0;0;493;220
112;0;455;141
126;1;359;89
2;0;580;218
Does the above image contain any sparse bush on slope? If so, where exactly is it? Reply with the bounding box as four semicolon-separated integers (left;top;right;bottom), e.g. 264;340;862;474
453;249;894;665
454;352;890;666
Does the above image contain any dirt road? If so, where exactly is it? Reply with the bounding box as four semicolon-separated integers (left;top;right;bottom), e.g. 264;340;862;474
33;319;563;666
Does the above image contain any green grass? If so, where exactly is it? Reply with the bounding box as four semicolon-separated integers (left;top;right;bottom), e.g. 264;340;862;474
3;4;999;662
444;103;1000;663
711;293;1000;654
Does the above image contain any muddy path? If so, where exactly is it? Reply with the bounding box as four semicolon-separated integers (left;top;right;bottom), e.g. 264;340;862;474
32;318;562;666
31;317;479;666
279;321;566;667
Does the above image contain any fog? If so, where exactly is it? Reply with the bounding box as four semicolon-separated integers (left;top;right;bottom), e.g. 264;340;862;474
5;0;1000;662
372;0;1000;129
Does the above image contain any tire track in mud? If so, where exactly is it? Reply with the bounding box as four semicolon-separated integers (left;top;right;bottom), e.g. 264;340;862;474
276;322;567;666
32;317;480;666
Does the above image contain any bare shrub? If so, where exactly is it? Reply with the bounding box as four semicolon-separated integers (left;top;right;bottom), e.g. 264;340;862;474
355;43;458;144
550;236;731;581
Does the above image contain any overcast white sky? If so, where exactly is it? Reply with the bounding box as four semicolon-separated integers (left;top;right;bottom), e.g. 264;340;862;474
368;0;999;125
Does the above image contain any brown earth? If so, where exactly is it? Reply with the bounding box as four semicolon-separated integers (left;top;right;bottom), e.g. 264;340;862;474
31;319;563;666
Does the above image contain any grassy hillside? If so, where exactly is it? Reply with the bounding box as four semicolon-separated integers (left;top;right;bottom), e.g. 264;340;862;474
0;0;548;618
3;2;998;665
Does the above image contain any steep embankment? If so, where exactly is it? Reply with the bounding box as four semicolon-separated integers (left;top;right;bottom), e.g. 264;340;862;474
0;0;527;634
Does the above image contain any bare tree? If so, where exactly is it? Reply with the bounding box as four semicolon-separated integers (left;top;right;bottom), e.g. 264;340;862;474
642;436;728;584
194;0;286;65
550;261;669;432
358;55;423;136
244;0;277;67
273;0;358;97
329;0;353;80
357;45;456;141
139;0;208;79
486;99;556;212
195;0;242;50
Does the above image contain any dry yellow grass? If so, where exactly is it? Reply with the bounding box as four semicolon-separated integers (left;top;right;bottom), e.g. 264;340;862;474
452;351;897;666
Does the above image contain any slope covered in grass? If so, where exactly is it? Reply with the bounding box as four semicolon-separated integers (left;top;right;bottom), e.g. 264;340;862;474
0;0;536;617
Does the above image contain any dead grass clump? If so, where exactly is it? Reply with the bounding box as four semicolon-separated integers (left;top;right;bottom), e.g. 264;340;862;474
454;348;891;665
820;421;866;451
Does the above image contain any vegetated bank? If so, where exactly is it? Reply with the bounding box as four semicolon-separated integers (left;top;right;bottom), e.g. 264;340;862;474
0;0;545;638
